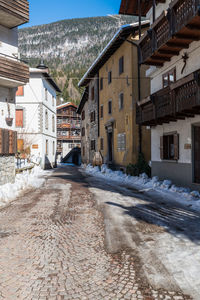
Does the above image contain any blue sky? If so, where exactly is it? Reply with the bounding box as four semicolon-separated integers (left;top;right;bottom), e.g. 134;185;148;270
21;0;122;28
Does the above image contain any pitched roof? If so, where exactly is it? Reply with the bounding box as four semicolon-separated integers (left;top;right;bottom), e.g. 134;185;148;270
30;68;61;93
57;102;77;110
78;21;149;87
119;0;166;17
77;87;89;114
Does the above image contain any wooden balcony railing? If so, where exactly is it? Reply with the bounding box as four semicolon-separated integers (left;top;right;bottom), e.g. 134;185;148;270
137;70;200;125
0;55;29;86
139;0;200;66
57;136;81;141
0;0;29;28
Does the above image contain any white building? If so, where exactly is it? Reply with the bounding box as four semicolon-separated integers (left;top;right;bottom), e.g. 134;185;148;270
120;0;200;189
16;67;61;169
0;1;29;184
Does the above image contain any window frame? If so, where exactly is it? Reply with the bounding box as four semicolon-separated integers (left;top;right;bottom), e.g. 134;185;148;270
119;56;124;75
100;77;103;90
100;105;104;119
160;132;179;161
100;137;104;151
108;71;112;85
119;92;124;111
91;86;95;100
162;67;176;88
108;100;112;115
91;140;96;151
15;108;24;128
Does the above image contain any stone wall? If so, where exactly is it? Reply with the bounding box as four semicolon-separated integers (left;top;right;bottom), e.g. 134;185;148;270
0;155;15;185
88;75;99;163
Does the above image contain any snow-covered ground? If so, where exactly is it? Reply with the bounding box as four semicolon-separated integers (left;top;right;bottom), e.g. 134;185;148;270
0;166;47;208
83;164;200;212
82;164;200;298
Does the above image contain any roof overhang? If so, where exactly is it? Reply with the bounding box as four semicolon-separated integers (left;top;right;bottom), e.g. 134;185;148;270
78;20;150;87
77;87;89;114
119;0;166;17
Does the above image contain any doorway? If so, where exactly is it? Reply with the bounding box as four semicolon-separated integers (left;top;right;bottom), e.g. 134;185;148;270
194;126;200;183
108;131;113;162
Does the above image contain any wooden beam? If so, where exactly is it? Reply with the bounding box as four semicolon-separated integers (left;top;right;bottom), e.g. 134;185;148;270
158;49;179;56
186;24;200;31
175;33;200;41
151;56;171;61
166;41;189;48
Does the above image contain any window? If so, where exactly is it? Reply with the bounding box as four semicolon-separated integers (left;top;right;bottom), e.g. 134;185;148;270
82;110;85;120
100;105;103;119
108;100;112;114
162;68;176;88
119;92;124;110
45;88;48;101
82;127;85;136
45;110;48;130
69;143;74;149
160;133;179;160
16;109;23;127
91;140;96;151
108;71;112;84
100;138;104;151
91;86;94;100
119;56;124;75
52;96;55;106
16;86;24;96
117;133;126;152
52;115;55;132
53;141;55;156
90;111;96;123
46;140;48;155
100;77;103;90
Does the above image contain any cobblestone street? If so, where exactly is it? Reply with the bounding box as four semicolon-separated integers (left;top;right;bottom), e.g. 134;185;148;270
0;166;193;299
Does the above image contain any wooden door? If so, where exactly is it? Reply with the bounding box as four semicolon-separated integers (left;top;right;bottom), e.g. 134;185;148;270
194;126;200;183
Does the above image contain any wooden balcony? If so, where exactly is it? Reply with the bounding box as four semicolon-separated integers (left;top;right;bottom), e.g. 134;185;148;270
140;0;200;66
57;123;80;129
137;70;200;125
0;55;29;87
0;0;29;28
57;136;81;141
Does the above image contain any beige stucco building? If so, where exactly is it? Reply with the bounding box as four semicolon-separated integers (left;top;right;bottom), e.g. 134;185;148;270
79;22;151;169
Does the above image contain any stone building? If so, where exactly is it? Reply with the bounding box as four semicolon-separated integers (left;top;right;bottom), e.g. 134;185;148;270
16;67;61;169
77;75;99;165
120;0;200;189
0;0;29;184
57;102;81;161
78;22;151;169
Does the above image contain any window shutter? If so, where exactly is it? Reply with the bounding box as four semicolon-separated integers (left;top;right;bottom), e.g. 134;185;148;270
3;129;9;155
17;139;24;153
160;136;164;160
174;133;179;160
16;86;24;96
16;109;23;127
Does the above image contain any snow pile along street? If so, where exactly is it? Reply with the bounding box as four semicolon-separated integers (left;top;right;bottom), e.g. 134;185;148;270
0;166;46;207
83;164;200;211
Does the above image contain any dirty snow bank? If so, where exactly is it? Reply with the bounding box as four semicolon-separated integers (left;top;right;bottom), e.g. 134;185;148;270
0;166;46;207
83;164;200;211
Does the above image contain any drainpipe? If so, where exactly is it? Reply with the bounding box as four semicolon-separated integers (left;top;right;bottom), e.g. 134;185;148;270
138;0;142;154
153;0;156;22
